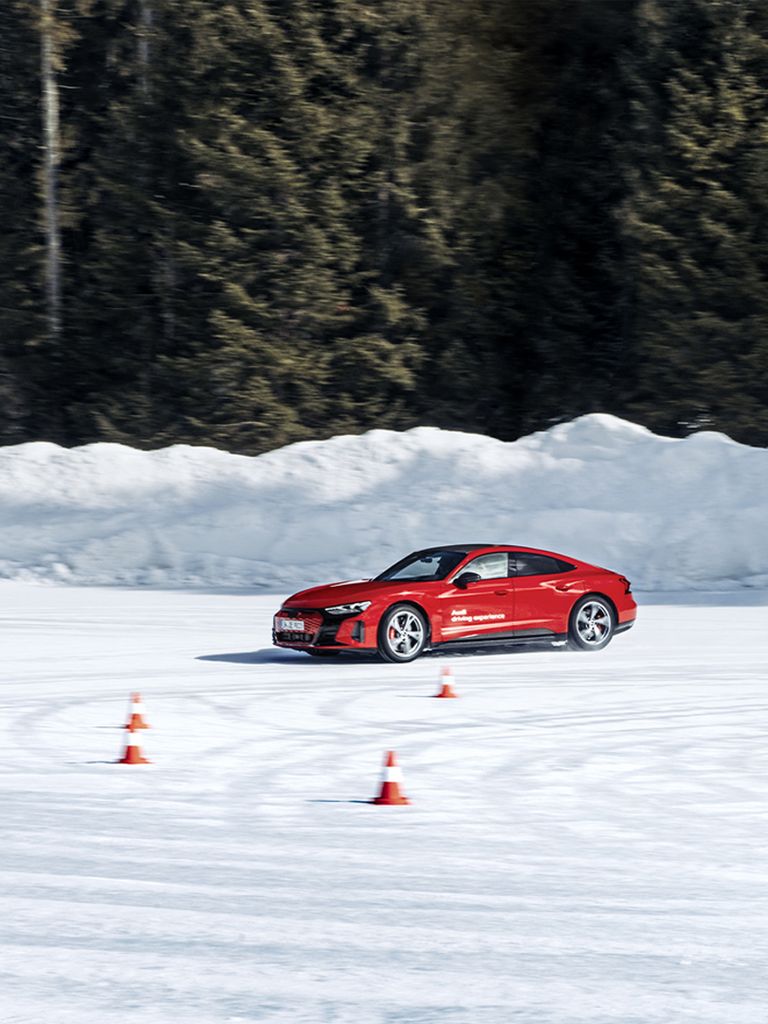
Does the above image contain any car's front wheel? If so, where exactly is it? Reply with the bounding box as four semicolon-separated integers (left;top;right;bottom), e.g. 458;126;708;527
567;595;615;651
378;604;428;663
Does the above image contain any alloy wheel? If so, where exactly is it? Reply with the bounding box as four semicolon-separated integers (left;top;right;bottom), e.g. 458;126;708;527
386;609;425;657
377;604;429;663
575;600;612;647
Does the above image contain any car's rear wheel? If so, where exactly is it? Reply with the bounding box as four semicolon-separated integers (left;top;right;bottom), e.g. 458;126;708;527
567;596;615;651
378;604;428;663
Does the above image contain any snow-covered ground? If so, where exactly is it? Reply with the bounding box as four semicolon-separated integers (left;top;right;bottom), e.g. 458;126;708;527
2;413;768;591
2;583;767;1023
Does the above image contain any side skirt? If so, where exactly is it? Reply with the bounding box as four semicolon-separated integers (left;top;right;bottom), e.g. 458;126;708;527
432;631;567;652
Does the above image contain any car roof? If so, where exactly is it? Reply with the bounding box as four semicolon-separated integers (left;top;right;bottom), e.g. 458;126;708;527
410;544;501;556
412;544;588;564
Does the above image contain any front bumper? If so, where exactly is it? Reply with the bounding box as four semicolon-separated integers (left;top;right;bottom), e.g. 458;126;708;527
273;606;375;651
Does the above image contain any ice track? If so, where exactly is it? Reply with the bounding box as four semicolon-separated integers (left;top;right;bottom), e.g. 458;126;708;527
1;583;767;1023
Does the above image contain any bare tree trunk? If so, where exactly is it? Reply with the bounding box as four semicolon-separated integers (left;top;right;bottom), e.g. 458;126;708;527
138;0;152;96
40;0;62;344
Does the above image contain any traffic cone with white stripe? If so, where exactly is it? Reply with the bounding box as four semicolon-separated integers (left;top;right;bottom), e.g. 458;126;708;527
117;725;151;765
371;750;410;805
124;692;150;730
434;666;458;699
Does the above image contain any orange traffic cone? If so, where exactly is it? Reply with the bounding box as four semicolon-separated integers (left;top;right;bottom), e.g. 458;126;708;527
371;750;410;805
117;726;151;765
124;692;150;730
434;666;458;699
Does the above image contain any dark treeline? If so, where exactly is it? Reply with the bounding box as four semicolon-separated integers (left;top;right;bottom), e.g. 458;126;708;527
2;0;768;453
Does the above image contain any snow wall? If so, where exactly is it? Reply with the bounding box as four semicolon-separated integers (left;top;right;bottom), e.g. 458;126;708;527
0;413;766;591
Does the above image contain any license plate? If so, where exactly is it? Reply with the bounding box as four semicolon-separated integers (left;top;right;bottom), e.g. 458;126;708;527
277;617;305;631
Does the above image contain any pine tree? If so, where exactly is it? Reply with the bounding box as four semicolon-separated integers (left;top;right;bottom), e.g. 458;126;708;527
302;0;517;438
412;0;539;438
155;0;348;452
0;0;83;442
621;0;768;442
301;0;436;436
60;0;197;444
506;0;639;433
0;1;41;441
160;0;433;452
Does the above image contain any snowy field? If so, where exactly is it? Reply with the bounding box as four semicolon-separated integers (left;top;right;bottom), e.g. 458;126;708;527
2;583;768;1023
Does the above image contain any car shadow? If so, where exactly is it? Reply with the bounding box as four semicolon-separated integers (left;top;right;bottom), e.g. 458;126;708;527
197;649;302;665
197;643;560;666
196;649;377;665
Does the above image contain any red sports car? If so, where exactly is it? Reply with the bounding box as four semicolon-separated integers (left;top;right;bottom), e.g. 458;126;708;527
273;544;637;663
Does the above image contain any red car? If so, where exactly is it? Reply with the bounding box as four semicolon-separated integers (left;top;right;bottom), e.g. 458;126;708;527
273;544;637;663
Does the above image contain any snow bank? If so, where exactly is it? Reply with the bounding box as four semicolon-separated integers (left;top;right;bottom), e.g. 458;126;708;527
0;414;766;590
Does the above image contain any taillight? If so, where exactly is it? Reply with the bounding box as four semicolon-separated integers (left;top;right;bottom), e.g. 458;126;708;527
618;576;632;594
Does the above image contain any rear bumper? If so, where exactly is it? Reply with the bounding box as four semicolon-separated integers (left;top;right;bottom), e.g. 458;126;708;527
615;600;637;634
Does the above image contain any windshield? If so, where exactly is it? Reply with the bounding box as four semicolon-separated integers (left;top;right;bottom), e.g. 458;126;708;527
375;549;469;583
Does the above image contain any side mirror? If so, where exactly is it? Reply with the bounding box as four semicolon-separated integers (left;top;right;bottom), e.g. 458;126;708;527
453;571;482;589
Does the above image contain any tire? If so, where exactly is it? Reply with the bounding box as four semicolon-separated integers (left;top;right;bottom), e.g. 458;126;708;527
567;595;615;651
377;604;428;663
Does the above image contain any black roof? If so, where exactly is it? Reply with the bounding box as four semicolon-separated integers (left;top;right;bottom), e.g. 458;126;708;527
411;544;500;555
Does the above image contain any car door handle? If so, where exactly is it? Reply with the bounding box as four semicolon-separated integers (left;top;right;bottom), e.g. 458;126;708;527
494;589;510;595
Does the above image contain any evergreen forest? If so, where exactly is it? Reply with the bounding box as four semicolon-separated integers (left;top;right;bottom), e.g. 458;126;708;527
2;0;768;453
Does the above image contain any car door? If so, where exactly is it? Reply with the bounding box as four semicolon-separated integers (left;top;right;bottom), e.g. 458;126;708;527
509;553;576;635
437;551;516;641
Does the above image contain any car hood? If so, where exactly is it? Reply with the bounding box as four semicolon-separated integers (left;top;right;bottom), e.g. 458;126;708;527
282;579;421;609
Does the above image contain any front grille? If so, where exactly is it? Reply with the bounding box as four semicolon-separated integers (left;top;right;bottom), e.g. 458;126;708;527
274;608;324;645
274;607;351;647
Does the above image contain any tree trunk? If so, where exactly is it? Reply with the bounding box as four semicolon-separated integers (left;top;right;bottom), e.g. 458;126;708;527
40;0;61;344
138;0;152;96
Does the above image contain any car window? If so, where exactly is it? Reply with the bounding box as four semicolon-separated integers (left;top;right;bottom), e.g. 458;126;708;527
460;552;510;580
512;553;573;577
379;550;467;582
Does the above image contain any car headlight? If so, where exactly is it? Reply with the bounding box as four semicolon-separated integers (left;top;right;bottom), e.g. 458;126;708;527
324;601;372;616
